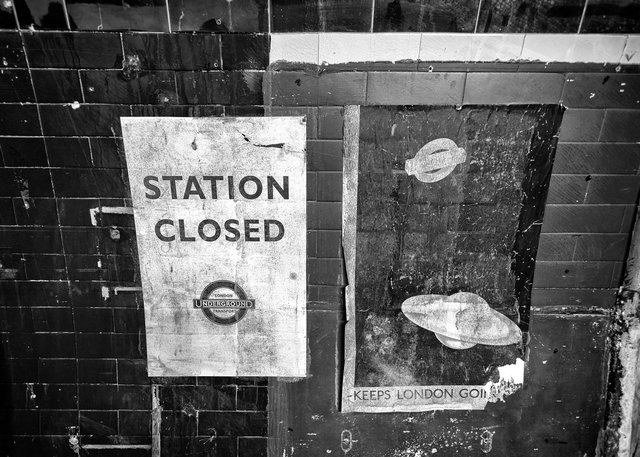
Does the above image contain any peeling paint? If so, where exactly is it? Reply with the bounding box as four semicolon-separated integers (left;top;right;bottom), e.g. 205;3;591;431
25;383;36;408
101;286;110;300
480;430;494;453
16;174;29;209
67;426;80;455
122;54;142;80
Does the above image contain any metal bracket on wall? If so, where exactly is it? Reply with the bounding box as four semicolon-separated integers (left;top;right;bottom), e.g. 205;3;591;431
100;286;143;300
89;206;134;226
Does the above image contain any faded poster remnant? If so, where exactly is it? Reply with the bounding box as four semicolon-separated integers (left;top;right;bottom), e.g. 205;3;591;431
122;117;307;377
342;105;562;412
405;138;466;183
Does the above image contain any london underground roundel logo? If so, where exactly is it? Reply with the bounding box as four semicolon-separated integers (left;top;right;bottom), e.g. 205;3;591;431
193;280;255;325
405;138;466;183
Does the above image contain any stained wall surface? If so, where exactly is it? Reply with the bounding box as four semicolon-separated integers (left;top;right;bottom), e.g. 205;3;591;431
1;1;640;456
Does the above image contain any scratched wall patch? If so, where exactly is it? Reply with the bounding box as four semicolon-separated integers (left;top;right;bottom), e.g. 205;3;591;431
121;117;307;377
342;105;562;412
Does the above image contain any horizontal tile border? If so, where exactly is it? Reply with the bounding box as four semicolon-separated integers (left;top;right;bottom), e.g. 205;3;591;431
271;33;640;66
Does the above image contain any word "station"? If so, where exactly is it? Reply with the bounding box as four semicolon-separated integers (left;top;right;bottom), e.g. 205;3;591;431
143;175;291;242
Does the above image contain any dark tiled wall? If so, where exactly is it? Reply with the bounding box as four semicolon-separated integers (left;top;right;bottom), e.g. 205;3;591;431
1;21;640;457
0;30;268;457
0;0;638;33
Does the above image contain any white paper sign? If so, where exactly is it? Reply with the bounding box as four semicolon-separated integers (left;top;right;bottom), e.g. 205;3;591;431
121;117;307;377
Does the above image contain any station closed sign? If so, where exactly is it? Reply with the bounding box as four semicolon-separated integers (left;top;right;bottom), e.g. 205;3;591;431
121;117;307;377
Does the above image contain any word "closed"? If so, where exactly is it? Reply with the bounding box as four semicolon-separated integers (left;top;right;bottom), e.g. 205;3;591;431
155;219;285;242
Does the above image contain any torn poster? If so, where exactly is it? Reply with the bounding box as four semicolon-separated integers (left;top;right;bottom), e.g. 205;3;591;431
341;105;562;412
122;117;307;377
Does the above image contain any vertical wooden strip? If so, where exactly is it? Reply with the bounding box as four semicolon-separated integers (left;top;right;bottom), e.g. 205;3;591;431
340;105;360;412
151;384;162;457
268;379;292;457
